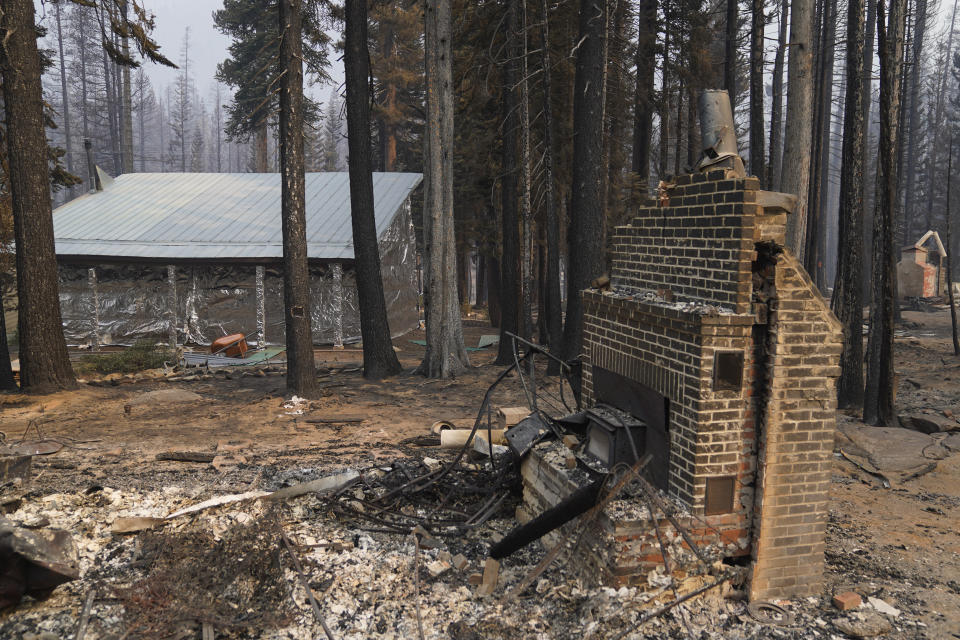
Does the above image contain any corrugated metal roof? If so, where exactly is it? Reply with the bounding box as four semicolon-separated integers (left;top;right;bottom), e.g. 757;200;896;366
53;172;422;260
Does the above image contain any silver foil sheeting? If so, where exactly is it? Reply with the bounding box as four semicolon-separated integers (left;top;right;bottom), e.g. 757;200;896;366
57;205;419;347
87;268;100;351
255;265;266;347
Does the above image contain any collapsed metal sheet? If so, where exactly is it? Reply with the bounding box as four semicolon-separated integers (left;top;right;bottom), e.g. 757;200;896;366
58;203;420;346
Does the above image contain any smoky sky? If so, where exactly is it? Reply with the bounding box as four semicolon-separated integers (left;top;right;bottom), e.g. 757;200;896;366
35;0;345;109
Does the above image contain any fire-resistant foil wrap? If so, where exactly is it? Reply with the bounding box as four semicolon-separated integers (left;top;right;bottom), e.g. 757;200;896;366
58;202;419;346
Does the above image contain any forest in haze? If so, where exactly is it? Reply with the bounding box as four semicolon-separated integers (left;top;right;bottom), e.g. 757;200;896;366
1;0;958;425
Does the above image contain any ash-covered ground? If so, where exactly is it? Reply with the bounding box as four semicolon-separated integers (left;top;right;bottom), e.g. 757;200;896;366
1;317;959;639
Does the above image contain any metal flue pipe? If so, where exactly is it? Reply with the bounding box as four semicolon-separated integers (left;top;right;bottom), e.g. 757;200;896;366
697;90;744;176
83;139;102;192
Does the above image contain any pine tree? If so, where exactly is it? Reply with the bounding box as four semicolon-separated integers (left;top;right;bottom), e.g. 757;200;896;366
419;0;469;378
0;0;75;392
132;68;155;171
169;28;193;173
321;93;341;171
344;0;405;379
783;0;815;254
214;0;331;171
561;0;606;362
278;0;319;396
864;0;908;426
832;0;867;409
369;1;423;172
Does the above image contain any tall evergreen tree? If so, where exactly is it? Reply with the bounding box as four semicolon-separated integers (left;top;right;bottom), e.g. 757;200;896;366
864;0;908;426
369;1;423;172
832;0;867;409
278;0;319;396
419;0;469;377
344;0;404;379
632;0;657;194
494;0;520;366
769;0;789;189
214;0;331;172
0;0;76;392
169;29;192;172
561;0;605;362
749;0;766;183
783;0;814;254
321;92;341;171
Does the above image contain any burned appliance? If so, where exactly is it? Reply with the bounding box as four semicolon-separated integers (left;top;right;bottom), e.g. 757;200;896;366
583;404;646;468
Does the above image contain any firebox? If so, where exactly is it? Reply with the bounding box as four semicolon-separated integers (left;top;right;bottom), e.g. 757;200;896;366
518;165;843;601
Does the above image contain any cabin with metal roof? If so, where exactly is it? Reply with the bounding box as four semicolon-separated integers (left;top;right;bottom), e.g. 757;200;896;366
53;171;422;348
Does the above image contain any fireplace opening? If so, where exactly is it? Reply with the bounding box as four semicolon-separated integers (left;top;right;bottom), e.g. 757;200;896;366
589;366;670;491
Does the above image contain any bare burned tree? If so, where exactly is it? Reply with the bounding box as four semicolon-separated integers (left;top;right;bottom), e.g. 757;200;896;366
561;0;606;362
724;0;738;108
0;0;76;392
769;0;789;190
542;0;563;371
344;0;403;380
519;0;533;341
832;0;867;409
278;0;319;396
632;0;657;194
419;0;469;378
783;0;814;255
495;0;520;366
947;140;960;356
750;0;766;183
864;0;907;426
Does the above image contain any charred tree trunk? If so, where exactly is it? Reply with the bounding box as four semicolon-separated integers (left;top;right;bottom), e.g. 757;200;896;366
476;254;487;307
255;124;269;172
278;0;319;396
632;0;657;194
519;0;534;341
561;0;605;362
102;46;121;175
0;0;76;392
769;0;789;190
419;0;469;378
378;20;398;172
902;0;927;241
344;0;403;380
947;139;960;356
54;0;73;190
120;0;133;174
659;14;670;179
495;1;521;365
782;0;814;255
750;0;766;183
457;248;468;305
805;0;836;288
832;0;867;409
674;80;684;177
864;0;907;426
487;256;502;328
724;0;738;108
138;81;146;171
542;0;563;369
687;89;698;168
924;0;957;230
